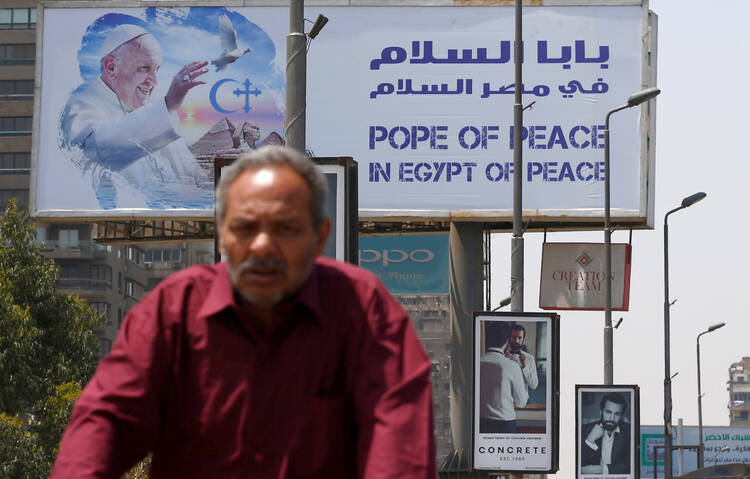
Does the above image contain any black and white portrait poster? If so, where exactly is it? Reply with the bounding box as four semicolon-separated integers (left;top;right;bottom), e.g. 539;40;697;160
576;385;640;479
473;312;559;472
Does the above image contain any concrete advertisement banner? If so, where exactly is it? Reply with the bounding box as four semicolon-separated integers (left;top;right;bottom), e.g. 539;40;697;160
539;242;631;310
473;313;559;473
34;4;654;222
359;234;449;295
640;425;750;478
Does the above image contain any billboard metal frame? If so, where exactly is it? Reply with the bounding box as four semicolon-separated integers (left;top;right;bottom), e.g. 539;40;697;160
212;156;358;264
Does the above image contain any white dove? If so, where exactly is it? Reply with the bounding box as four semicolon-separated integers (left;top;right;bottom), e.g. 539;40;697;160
211;14;252;72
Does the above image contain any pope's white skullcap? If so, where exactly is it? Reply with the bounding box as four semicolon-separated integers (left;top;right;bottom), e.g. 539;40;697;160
100;24;151;58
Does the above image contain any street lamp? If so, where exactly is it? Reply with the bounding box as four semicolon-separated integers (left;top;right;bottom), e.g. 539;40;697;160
663;191;707;478
697;321;726;469
603;87;661;385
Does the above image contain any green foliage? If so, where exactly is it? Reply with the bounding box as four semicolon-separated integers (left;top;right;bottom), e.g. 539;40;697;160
0;199;103;475
0;199;101;414
0;413;48;479
34;381;82;463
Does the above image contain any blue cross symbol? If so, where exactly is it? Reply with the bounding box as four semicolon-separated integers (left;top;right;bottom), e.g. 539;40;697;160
233;79;262;113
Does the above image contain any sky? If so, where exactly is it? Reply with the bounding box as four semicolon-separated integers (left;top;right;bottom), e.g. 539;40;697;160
488;0;750;475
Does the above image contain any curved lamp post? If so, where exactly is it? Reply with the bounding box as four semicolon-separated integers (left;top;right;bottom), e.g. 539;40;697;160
697;322;726;468
603;87;661;385
663;191;707;478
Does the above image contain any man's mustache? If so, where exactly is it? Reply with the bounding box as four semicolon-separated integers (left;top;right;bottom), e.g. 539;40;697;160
603;421;618;431
237;256;287;274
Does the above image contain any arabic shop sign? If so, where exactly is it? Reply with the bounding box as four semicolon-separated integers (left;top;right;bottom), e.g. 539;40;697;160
640;425;750;478
306;5;653;222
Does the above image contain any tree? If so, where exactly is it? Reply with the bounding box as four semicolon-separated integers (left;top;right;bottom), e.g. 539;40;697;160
0;199;103;475
0;199;101;414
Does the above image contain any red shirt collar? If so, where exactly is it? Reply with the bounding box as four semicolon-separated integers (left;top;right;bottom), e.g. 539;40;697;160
197;260;324;323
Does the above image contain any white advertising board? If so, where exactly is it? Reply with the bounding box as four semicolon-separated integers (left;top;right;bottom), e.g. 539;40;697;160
32;4;654;222
539;242;631;310
306;4;655;223
473;313;559;473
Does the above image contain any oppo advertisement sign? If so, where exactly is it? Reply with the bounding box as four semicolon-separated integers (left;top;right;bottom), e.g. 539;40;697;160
359;234;449;295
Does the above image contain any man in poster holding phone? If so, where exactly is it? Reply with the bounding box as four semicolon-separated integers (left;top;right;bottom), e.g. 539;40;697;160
581;392;631;475
479;321;529;433
505;323;538;391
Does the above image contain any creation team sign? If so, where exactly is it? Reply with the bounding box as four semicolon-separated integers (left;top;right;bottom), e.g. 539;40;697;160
35;6;288;217
305;5;655;222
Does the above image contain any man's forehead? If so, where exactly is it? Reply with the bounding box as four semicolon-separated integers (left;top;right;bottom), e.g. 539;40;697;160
227;166;311;208
120;35;162;61
603;400;623;412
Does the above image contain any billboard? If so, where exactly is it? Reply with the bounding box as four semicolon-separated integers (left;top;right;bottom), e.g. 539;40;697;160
34;6;288;218
306;4;656;224
576;385;640;479
473;312;559;473
33;4;655;223
539;242;632;310
639;425;750;478
359;233;449;295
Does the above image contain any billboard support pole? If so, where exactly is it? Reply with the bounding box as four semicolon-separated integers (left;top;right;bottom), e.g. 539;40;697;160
510;0;524;317
510;0;523;475
285;0;306;152
448;222;485;475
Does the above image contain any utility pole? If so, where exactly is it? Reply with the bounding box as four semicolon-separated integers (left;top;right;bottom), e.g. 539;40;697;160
285;0;306;152
509;0;524;478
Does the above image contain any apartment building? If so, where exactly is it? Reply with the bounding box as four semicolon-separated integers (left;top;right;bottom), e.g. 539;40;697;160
728;357;750;426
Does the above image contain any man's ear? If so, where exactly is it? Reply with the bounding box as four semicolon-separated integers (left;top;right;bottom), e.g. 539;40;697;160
102;56;116;78
314;218;331;256
216;221;224;255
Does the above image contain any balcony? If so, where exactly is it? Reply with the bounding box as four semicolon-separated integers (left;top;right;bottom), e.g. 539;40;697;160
58;278;112;291
40;240;109;259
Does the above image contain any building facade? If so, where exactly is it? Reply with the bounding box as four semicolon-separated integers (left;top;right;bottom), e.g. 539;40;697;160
728;357;750;426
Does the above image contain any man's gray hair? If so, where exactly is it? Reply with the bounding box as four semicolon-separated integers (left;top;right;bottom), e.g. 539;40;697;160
215;146;328;227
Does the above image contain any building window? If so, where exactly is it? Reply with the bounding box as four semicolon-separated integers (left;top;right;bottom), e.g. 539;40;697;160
98;337;112;357
0;80;33;98
0;189;29;209
89;264;112;286
0;152;30;174
145;248;182;263
146;277;163;291
118;272;122;290
117;308;123;329
0;8;37;29
125;279;135;297
59;264;78;279
741;411;749;421
0;116;33;135
0;44;35;64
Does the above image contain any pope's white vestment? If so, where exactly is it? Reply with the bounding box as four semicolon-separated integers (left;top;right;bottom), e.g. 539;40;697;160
60;77;209;209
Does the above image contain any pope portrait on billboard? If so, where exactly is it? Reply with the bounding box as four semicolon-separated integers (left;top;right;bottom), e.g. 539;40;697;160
38;7;286;213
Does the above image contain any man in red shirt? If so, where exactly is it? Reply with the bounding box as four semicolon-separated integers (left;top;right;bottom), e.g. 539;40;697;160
51;146;436;478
